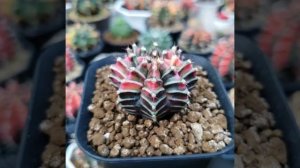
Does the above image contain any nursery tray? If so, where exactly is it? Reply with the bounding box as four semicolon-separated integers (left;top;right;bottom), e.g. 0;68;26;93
236;35;300;168
76;53;234;168
17;41;64;168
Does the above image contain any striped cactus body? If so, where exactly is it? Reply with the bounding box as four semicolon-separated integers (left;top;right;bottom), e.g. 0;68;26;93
109;44;198;121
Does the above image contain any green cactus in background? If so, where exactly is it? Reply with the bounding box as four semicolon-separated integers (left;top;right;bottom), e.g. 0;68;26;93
14;0;59;26
109;16;133;39
75;0;102;16
67;24;100;52
139;29;173;50
150;1;184;27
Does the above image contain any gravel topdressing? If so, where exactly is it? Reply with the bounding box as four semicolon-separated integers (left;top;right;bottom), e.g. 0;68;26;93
87;65;232;158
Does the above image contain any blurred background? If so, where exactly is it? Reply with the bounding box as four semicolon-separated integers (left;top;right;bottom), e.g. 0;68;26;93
0;0;298;167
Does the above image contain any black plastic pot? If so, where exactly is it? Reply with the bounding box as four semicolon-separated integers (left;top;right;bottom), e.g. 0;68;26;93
75;53;234;168
102;42;129;53
102;31;139;53
170;31;182;43
68;10;111;33
73;41;104;64
17;41;64;168
236;35;300;168
181;49;213;58
16;14;65;48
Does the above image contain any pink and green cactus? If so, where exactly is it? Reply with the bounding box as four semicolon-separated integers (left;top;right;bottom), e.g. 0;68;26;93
210;35;234;79
109;43;198;122
66;82;83;119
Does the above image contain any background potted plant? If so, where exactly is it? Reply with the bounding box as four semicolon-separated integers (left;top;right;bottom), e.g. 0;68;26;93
66;47;85;83
178;27;214;56
0;20;32;82
75;44;234;168
12;0;64;46
66;23;103;62
103;16;139;52
213;0;234;37
18;41;65;168
138;28;172;50
115;0;152;33
148;0;185;41
210;35;234;89
68;0;111;32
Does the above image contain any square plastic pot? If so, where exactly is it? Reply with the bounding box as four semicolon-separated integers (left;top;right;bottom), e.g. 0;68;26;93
17;41;64;168
114;0;151;33
236;35;300;168
75;53;234;168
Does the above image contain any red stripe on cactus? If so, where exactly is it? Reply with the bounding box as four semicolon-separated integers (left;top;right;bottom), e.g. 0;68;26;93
144;78;161;90
120;80;143;90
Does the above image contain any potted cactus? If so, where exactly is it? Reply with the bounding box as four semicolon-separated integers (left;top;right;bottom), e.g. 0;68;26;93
178;28;214;56
115;0;151;33
138;29;173;50
0;21;32;82
103;16;139;52
66;24;103;61
123;0;151;10
210;35;234;88
214;0;234;37
13;0;64;44
180;0;197;21
68;0;111;32
148;0;184;41
75;43;234;168
66;47;85;83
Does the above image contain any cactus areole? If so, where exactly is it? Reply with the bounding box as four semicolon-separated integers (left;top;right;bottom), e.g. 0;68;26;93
109;44;198;122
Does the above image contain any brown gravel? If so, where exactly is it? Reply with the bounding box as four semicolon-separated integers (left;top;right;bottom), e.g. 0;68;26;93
87;66;231;158
235;55;288;168
39;57;65;168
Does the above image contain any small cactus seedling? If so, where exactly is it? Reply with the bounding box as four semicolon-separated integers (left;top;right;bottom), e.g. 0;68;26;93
138;29;172;50
210;35;234;78
124;0;150;10
66;24;100;52
74;0;103;16
109;16;134;39
109;43;198;121
150;1;184;28
178;28;213;54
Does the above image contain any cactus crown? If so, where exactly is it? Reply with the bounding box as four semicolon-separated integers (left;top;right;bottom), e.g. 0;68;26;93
138;29;172;50
109;16;134;39
75;0;102;16
66;24;100;51
179;28;213;53
109;43;198;121
124;0;150;10
151;1;183;27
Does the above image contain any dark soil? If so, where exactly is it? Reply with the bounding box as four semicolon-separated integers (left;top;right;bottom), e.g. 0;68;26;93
87;66;232;158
